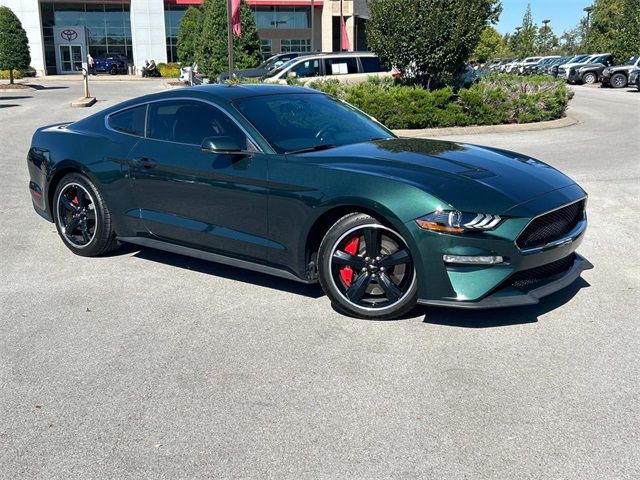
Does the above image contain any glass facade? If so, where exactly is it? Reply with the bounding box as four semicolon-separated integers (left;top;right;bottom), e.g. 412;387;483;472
164;2;187;63
40;2;132;74
253;6;311;29
280;39;311;53
260;40;272;60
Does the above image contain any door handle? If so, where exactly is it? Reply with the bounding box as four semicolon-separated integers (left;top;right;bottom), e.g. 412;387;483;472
131;157;157;168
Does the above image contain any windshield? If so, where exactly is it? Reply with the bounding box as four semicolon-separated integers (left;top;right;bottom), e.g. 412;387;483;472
233;93;395;154
266;58;298;78
628;55;640;65
569;55;588;63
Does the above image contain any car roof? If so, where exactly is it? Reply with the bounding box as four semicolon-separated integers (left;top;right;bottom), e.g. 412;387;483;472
72;84;323;131
120;84;319;108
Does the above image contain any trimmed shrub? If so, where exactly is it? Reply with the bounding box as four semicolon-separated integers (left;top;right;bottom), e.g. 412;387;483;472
0;69;22;80
308;74;570;129
157;62;180;78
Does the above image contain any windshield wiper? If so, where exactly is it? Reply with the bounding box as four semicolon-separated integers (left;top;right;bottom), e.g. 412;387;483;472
286;144;338;155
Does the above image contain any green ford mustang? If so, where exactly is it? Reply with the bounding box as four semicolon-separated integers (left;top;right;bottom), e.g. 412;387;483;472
27;84;591;319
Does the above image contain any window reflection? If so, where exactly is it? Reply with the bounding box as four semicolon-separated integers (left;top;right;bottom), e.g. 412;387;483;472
39;1;132;74
254;6;311;29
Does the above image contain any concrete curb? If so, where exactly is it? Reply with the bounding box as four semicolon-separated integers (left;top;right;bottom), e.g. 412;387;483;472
394;115;578;138
71;97;96;107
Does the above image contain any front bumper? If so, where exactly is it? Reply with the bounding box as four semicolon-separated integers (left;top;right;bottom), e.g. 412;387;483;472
418;253;592;309
405;185;590;308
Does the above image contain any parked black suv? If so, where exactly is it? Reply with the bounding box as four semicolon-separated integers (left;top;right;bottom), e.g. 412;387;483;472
568;54;614;84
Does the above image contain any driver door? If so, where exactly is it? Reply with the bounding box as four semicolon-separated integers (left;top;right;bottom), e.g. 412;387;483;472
128;99;270;261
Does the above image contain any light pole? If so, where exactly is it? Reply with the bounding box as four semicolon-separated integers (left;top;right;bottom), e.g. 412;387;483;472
542;19;551;54
583;5;594;50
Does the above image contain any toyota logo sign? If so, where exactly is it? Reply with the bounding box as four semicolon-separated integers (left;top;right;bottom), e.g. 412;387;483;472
61;29;78;41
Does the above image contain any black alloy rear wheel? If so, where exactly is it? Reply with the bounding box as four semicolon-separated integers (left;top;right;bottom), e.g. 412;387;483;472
53;173;119;257
318;213;417;320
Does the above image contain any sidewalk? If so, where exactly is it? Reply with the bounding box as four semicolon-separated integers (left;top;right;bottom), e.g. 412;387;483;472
30;74;166;82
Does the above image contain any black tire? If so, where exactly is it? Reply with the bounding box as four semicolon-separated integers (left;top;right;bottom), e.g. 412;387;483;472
318;213;417;320
610;72;627;88
109;65;118;75
582;72;597;84
53;173;119;257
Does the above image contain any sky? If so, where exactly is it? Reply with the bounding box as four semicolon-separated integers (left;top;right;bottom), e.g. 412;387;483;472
495;0;593;35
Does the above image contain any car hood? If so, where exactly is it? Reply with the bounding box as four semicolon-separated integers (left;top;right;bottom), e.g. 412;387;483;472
560;62;588;69
608;65;636;72
579;63;605;70
301;138;577;214
574;62;601;69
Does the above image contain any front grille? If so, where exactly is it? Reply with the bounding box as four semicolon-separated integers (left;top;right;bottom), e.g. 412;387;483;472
516;200;584;249
506;254;575;289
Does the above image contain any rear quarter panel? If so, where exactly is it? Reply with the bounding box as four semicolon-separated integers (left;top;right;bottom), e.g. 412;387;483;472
27;124;134;234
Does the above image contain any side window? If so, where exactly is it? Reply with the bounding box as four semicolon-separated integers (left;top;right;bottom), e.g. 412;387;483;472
360;56;385;73
108;105;147;137
147;100;247;147
290;59;320;78
324;57;359;75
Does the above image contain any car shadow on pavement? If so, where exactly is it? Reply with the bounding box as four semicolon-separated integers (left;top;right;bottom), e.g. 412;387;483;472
0;96;32;100
131;246;325;299
26;85;69;90
418;278;590;328
0;104;20;109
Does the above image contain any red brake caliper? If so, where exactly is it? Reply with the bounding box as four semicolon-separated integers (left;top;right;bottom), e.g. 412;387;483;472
339;235;360;287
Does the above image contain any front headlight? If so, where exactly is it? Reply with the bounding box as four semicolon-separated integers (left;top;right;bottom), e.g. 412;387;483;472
415;210;502;234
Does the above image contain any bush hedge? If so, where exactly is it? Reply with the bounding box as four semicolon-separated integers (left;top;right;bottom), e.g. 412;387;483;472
0;69;22;80
307;74;571;129
157;62;180;78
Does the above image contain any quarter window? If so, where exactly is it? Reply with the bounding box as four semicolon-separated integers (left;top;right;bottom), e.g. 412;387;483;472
146;100;248;147
108;105;146;136
360;56;385;73
324;57;358;75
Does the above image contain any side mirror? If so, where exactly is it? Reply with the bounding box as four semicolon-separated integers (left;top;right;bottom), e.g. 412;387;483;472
201;136;245;154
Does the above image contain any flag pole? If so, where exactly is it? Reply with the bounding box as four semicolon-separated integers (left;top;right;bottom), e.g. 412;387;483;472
227;0;235;79
311;0;315;52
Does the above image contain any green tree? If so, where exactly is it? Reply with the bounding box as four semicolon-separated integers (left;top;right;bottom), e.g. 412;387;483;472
366;0;502;88
535;23;558;55
586;0;640;63
196;0;262;78
177;6;202;64
472;25;507;63
515;4;537;57
0;6;30;84
617;0;640;63
557;18;588;55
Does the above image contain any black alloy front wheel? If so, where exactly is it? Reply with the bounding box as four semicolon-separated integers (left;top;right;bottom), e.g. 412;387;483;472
318;213;417;320
53;173;119;257
610;72;627;88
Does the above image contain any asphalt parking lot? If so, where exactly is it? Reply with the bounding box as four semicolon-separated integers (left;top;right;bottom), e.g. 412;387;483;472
1;80;639;479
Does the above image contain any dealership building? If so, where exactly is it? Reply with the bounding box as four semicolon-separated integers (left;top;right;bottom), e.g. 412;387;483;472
0;0;370;76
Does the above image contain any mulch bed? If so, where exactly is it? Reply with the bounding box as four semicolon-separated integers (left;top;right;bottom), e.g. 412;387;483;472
0;83;31;90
